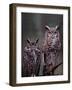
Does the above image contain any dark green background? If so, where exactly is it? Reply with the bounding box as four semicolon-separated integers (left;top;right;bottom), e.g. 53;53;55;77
21;13;63;47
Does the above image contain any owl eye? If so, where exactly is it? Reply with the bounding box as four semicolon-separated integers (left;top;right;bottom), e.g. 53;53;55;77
54;31;57;34
48;31;51;33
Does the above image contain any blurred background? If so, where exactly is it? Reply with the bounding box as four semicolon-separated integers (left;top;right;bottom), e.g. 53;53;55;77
22;13;63;47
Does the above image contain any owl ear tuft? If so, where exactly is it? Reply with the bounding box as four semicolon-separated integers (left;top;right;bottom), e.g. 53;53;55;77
45;25;50;31
27;38;31;44
36;39;39;44
55;25;59;30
